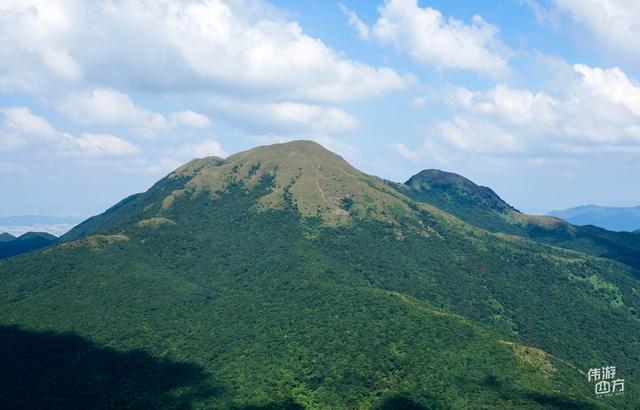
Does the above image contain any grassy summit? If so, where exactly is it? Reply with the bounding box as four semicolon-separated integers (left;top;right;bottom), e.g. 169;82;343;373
1;141;638;408
159;140;433;227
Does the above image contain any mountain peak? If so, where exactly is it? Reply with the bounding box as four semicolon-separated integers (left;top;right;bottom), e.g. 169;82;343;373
65;141;432;242
409;169;476;187
405;169;516;215
164;140;362;221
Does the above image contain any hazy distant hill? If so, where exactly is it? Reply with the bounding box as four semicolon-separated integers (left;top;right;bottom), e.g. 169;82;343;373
1;141;637;408
0;232;57;260
548;205;640;232
0;215;83;237
0;232;16;242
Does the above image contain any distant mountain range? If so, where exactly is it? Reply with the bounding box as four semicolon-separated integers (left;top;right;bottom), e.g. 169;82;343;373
1;141;638;408
0;232;57;260
0;214;84;237
548;205;640;232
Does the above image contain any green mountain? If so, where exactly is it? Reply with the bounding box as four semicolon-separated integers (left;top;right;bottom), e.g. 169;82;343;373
548;205;640;232
398;169;640;273
1;141;638;408
401;169;519;232
0;232;16;242
0;231;57;260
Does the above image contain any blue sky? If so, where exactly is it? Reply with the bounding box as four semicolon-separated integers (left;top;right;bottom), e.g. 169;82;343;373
1;0;640;225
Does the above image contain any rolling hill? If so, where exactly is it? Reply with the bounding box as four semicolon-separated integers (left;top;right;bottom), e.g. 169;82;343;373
1;141;637;408
548;205;640;232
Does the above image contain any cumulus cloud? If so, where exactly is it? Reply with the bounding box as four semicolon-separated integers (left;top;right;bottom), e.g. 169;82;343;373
574;64;640;116
447;84;558;126
62;133;142;156
0;0;409;102
170;110;212;128
0;107;58;150
550;0;640;62
1;107;57;139
2;1;393;150
0;107;141;157
437;117;521;153
56;88;213;137
343;0;510;76
56;88;170;138
399;62;640;161
175;139;227;159
209;98;359;135
0;0;82;92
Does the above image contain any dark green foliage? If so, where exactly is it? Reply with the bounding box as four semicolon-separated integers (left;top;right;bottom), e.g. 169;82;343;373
0;325;218;409
0;231;57;260
339;196;354;211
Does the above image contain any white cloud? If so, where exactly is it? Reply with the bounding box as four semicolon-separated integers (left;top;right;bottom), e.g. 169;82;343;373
0;107;58;150
1;107;58;139
0;0;82;92
170;110;211;128
63;133;142;157
0;0;409;102
448;84;558;125
366;0;509;76
404;62;640;160
0;107;141;157
438;117;522;153
209;98;359;135
574;64;640;116
56;88;170;138
56;88;214;137
2;1;394;156
338;3;370;39
551;0;640;61
390;143;420;160
175;139;227;159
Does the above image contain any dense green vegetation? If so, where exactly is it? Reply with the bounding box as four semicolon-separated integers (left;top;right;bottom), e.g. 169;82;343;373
0;325;215;409
0;231;57;260
0;141;637;408
401;169;519;233
399;169;640;273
